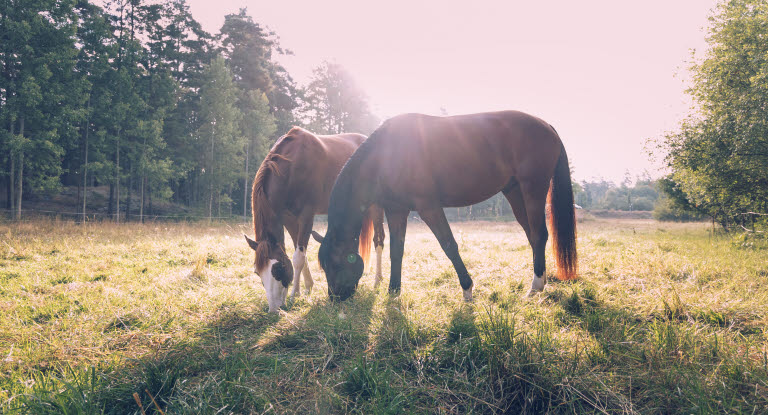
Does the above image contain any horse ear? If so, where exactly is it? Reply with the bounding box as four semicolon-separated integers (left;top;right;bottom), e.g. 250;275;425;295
244;234;259;251
311;231;324;243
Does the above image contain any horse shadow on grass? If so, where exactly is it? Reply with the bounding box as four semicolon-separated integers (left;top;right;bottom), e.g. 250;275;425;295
13;286;379;414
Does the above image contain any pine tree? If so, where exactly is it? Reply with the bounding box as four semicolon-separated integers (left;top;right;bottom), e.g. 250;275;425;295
197;56;242;220
303;61;379;135
240;89;275;219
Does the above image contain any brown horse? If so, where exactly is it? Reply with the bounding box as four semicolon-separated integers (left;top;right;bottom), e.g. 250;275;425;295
244;127;385;312
316;111;577;301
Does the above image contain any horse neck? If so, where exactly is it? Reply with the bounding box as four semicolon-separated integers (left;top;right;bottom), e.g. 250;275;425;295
327;160;374;242
267;215;286;247
253;184;286;247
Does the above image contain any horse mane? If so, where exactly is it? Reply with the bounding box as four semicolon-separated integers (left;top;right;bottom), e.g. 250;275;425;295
251;134;294;270
326;122;388;234
319;123;387;269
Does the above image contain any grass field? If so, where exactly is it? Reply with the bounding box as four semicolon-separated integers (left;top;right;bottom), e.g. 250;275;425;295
1;217;767;414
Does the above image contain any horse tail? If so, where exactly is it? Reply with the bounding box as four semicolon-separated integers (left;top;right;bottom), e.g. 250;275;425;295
359;208;374;270
548;142;578;281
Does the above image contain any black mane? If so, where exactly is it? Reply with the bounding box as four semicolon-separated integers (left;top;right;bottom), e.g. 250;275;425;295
319;121;390;267
326;121;389;230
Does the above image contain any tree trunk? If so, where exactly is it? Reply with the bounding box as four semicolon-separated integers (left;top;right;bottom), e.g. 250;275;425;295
3;0;11;213
243;139;249;221
217;185;224;218
6;155;12;211
8;120;14;211
208;175;213;222
139;173;145;223
108;183;114;216
76;172;81;214
125;161;132;222
139;129;147;223
82;99;90;223
208;121;215;222
15;115;24;220
115;129;120;223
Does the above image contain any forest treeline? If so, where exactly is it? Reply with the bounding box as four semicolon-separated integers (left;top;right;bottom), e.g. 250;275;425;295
451;174;672;221
2;0;766;229
0;0;378;221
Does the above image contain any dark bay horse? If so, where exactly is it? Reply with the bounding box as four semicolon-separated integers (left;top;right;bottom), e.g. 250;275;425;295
316;111;577;301
244;127;385;312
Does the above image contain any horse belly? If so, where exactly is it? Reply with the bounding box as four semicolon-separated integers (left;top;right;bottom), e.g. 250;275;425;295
384;159;510;209
435;170;509;207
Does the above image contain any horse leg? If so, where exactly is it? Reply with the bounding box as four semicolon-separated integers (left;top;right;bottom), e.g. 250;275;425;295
283;216;304;299
417;207;473;301
504;185;539;294
503;182;532;239
385;208;409;294
371;205;386;288
301;253;313;296
292;213;315;297
519;181;550;296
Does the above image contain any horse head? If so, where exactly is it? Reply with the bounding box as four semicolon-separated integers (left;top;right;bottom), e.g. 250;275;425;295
244;234;293;312
315;230;364;301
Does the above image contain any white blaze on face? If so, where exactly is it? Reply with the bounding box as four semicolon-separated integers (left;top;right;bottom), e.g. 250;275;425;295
258;259;288;312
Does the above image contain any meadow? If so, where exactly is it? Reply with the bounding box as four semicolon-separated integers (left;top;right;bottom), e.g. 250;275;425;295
0;216;767;414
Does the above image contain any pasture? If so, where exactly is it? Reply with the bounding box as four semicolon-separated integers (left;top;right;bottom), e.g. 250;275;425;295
1;217;767;413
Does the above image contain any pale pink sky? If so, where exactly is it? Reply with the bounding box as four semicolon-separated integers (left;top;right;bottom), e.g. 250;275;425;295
188;0;719;183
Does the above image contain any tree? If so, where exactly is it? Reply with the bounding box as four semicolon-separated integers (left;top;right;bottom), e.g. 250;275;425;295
197;56;242;220
239;89;275;219
302;61;379;135
1;0;85;219
158;0;214;209
0;2;382;221
218;8;300;133
658;0;768;229
653;176;705;221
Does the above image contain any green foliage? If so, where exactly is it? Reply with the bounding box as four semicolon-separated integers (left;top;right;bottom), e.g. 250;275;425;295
302;61;380;135
197;56;243;219
1;0;86;215
218;8;299;133
654;176;706;221
0;1;321;220
575;173;660;211
658;0;768;228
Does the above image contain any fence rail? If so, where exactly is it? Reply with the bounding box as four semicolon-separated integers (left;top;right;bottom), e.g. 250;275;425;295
0;207;241;222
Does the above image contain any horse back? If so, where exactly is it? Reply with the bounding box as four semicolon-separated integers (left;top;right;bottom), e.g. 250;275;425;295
275;128;366;213
369;111;563;208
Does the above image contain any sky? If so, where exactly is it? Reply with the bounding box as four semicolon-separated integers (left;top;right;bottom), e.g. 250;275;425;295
187;0;720;183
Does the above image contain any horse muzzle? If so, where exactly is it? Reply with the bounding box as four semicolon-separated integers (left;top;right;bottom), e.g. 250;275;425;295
328;285;356;302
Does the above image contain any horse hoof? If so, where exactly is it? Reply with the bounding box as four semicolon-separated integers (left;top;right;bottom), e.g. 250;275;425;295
526;289;542;297
303;288;312;296
463;286;473;302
